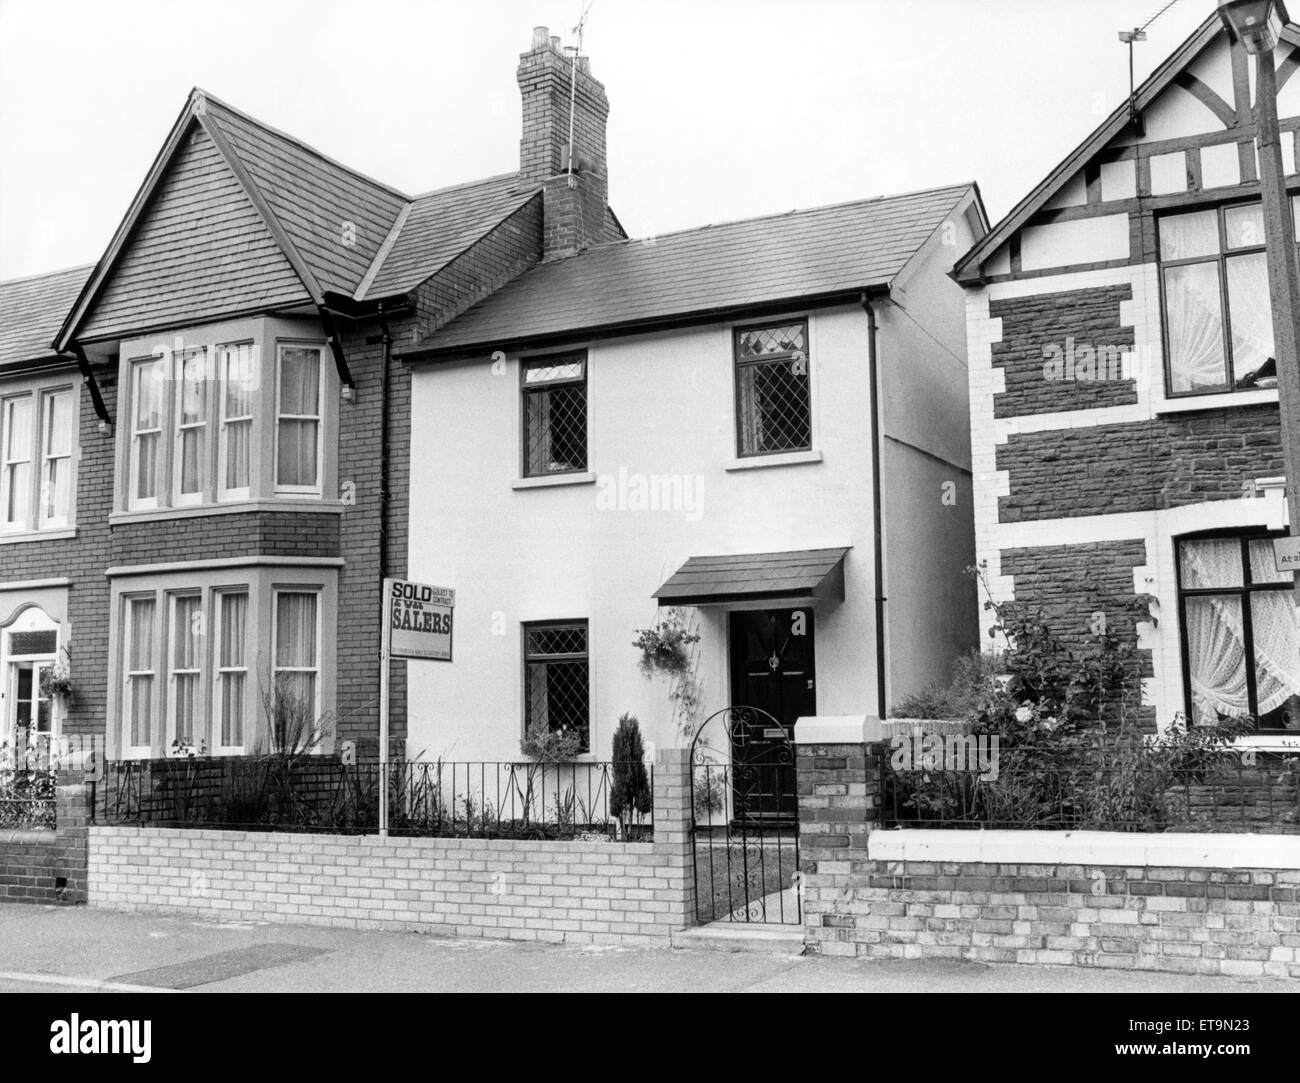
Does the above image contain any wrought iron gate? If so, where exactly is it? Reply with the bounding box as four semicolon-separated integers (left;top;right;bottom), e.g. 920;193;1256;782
690;706;801;925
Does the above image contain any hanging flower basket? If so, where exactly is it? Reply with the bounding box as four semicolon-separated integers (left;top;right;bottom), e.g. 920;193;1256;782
39;648;75;707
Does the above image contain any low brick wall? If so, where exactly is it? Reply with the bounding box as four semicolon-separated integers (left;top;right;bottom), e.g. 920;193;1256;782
1;772;91;905
796;733;1300;980
87;750;694;946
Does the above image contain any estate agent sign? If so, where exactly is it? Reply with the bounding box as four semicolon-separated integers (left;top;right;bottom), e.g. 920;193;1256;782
378;578;454;836
1275;536;1300;574
387;579;455;661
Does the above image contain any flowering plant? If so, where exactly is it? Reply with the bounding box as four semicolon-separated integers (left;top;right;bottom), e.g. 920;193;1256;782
39;648;75;706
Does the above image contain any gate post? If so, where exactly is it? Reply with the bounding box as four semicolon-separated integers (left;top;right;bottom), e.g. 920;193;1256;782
652;747;697;928
793;718;882;957
54;769;91;904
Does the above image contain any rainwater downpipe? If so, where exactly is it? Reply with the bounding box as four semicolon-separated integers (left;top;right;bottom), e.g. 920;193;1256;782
861;291;888;721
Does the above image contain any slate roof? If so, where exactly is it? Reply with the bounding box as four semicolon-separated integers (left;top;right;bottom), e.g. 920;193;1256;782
404;184;977;357
0;265;94;367
56;89;548;349
654;547;851;606
358;174;539;300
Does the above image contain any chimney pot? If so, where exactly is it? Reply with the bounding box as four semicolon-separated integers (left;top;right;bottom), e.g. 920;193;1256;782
532;26;549;49
550;35;561;51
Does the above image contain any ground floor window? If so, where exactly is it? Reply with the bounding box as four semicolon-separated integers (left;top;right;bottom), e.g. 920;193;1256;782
523;620;590;752
1177;532;1300;732
111;566;334;758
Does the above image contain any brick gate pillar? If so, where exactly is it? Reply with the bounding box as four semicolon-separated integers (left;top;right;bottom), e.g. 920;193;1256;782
652;747;696;928
793;717;883;957
54;768;91;904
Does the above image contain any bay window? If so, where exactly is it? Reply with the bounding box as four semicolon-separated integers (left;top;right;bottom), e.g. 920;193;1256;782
0;380;78;534
1178;533;1300;732
111;567;334;758
117;321;335;516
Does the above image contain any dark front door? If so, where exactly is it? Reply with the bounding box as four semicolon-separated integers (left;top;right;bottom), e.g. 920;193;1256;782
728;608;815;819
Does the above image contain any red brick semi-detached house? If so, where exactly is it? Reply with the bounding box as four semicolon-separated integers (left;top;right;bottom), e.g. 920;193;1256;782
956;11;1300;748
0;25;623;759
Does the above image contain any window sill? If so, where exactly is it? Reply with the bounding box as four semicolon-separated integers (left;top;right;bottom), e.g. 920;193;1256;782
511;472;597;490
724;449;823;472
0;527;77;545
110;499;346;525
1154;388;1279;416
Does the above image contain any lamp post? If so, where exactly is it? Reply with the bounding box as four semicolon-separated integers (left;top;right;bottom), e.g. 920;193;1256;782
1217;0;1300;627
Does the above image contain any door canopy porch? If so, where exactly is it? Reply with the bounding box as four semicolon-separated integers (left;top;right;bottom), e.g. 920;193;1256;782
652;547;850;608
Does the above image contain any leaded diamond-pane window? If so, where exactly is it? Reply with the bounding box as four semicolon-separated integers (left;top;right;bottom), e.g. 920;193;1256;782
523;355;587;477
524;620;589;751
735;321;811;456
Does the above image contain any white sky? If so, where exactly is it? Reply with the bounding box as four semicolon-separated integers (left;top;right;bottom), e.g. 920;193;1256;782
0;0;1214;280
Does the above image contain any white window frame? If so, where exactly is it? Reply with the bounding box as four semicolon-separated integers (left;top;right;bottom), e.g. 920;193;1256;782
213;589;250;755
172;347;209;507
38;387;75;529
128;358;165;511
0;379;79;537
217;342;255;502
123;594;159;758
270;587;322;746
166;592;205;749
0;393;33;531
274;343;324;496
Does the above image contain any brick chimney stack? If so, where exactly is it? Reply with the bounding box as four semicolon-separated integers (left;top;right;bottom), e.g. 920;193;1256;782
518;25;613;260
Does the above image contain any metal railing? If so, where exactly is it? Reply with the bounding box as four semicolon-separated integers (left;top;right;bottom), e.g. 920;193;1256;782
101;757;654;840
0;769;55;830
881;745;1300;832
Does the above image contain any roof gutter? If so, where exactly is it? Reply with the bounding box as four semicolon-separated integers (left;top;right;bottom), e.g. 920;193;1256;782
861;290;888;722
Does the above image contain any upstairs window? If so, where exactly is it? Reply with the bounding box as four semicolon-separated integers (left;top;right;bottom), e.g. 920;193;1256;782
1158;200;1300;396
522;354;587;477
0;382;77;533
119;330;332;514
129;358;164;509
219;343;254;499
523;620;590;752
734;321;811;456
174;349;207;505
1177;533;1300;732
276;345;322;493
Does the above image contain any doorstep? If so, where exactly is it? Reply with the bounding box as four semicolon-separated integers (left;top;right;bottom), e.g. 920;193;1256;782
671;922;806;956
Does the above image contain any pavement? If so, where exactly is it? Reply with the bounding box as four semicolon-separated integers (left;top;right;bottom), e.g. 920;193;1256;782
1;904;1296;993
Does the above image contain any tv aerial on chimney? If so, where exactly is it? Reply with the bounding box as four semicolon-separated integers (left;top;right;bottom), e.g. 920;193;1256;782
565;0;596;189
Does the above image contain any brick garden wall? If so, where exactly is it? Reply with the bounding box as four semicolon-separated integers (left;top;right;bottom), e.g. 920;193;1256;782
0;773;92;905
87;750;694;945
798;737;1300;980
